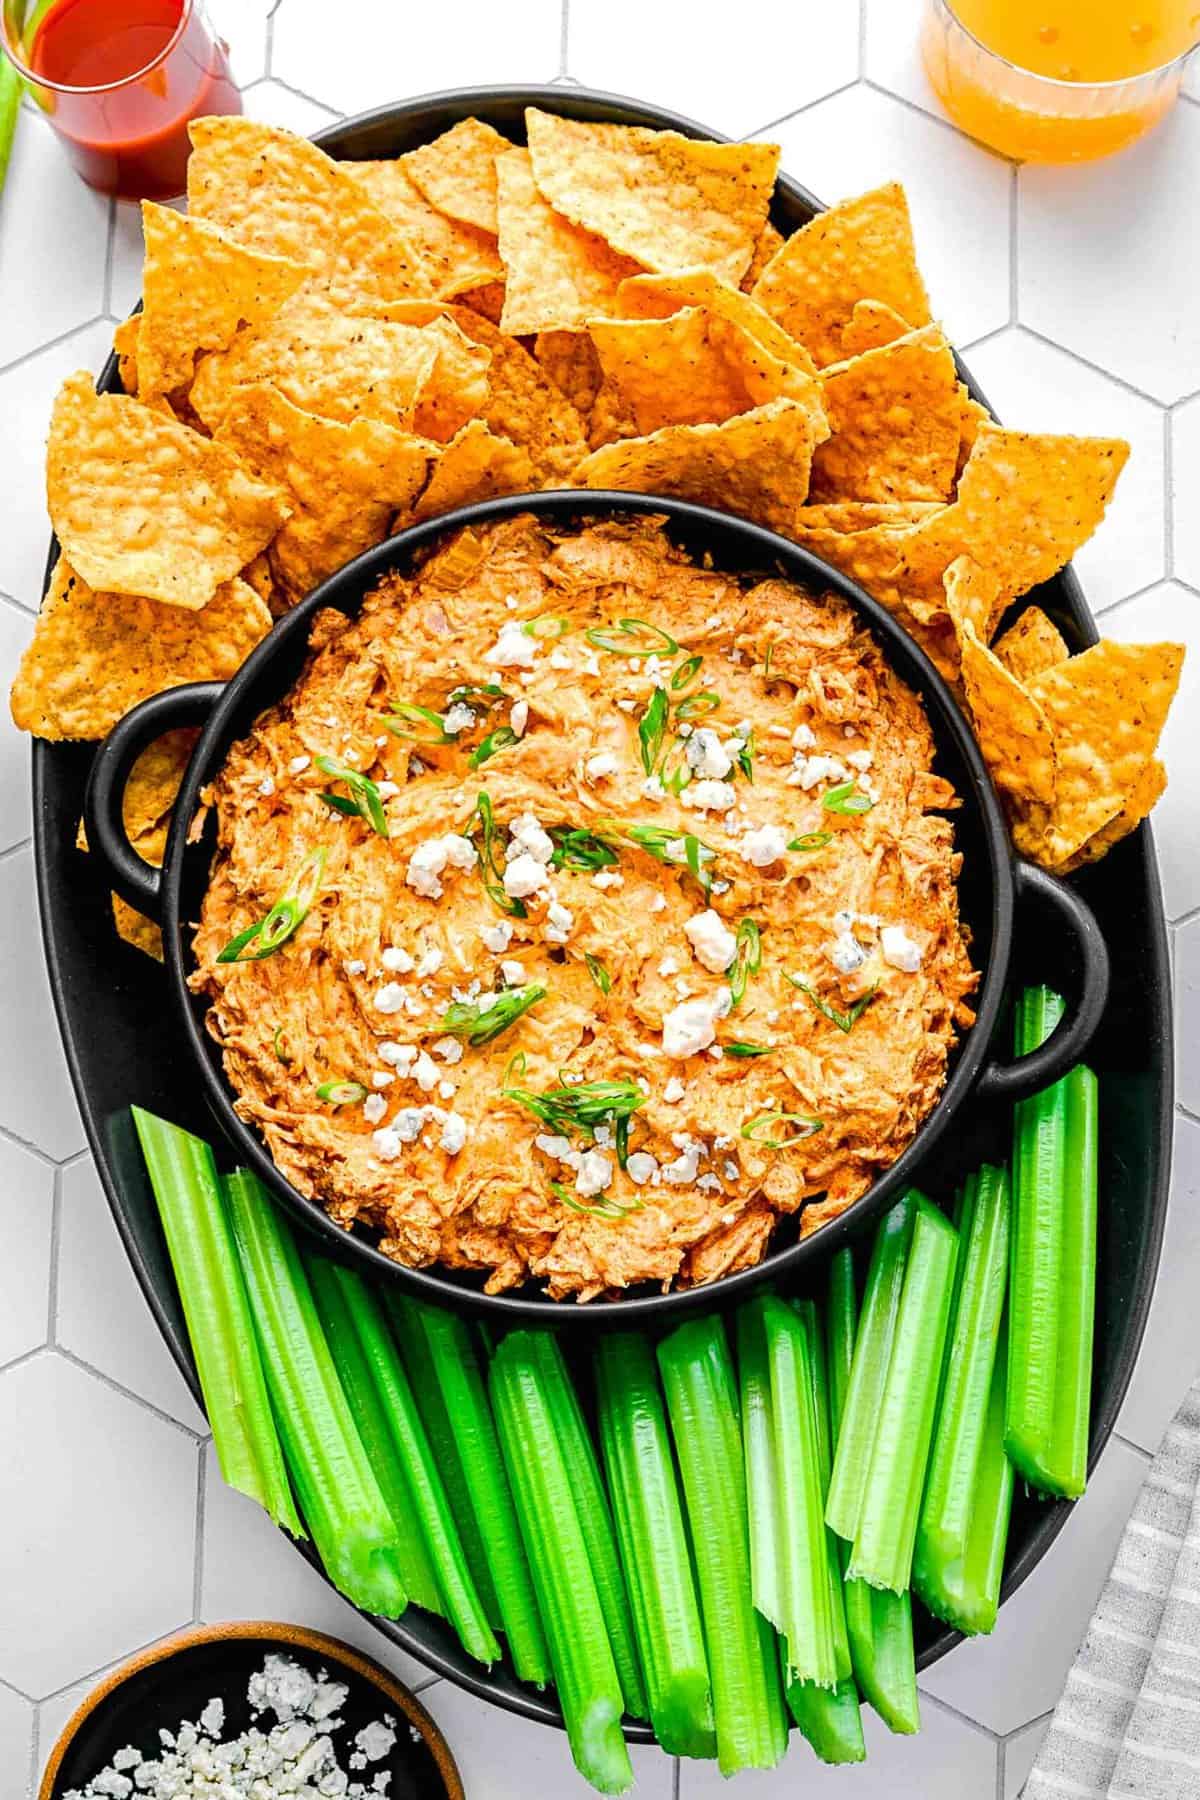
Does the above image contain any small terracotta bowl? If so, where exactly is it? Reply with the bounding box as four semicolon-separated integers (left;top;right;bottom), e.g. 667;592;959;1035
39;1620;464;1799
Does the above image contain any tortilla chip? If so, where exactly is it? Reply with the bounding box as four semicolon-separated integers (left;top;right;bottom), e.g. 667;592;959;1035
187;117;433;304
1057;756;1167;871
448;304;589;485
215;383;432;604
112;894;164;961
799;501;940;533
138;203;308;401
587;377;640;451
534;330;605;417
10;559;271;740
494;148;639;335
743;220;784;291
1026;640;1183;865
47;372;288;611
897;424;1129;602
525;108;779;286
404;117;512;235
574;397;824;536
812;324;963;503
458;280;505;324
344;158;503;297
113;314;141;394
752;184;932;368
994;605;1070;684
943;554;1007;645
614;269;817;376
792;512;957;674
588;305;824;436
957;389;990;475
404;420;534;525
959;620;1058;815
839;298;913;355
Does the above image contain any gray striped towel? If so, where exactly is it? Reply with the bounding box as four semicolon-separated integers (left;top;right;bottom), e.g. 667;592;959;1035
1028;1380;1200;1798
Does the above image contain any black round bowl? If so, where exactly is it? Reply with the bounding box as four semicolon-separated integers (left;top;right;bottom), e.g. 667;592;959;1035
31;84;1171;1731
83;490;1108;1323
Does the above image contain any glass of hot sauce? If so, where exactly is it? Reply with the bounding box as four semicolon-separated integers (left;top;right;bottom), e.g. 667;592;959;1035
1;0;241;198
921;0;1200;161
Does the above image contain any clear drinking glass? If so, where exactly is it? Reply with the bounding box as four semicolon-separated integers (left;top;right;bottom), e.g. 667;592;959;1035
0;0;241;198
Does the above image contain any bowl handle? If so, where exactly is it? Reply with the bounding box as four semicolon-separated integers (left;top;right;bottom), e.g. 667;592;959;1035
83;682;223;922
975;859;1111;1105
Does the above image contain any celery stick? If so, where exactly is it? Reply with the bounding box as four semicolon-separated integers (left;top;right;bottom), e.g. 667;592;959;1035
797;1298;852;1684
305;1258;442;1615
737;1299;785;1641
385;1292;500;1625
915;1164;1010;1593
825;1241;918;1733
1047;1066;1099;1498
491;1338;632;1795
826;1195;917;1543
131;1110;300;1535
659;1317;787;1776
760;1296;835;1689
922;1321;1014;1634
596;1334;715;1759
223;1171;407;1617
1006;986;1068;1486
849;1199;959;1593
397;1300;548;1682
325;1266;498;1662
786;1676;866;1764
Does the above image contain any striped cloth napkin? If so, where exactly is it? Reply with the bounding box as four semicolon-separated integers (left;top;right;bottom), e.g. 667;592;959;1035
1027;1379;1200;1798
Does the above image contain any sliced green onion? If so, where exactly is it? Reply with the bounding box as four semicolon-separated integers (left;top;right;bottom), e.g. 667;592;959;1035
222;1170;407;1618
671;654;704;691
549;826;620;872
730;918;761;1007
658;1317;788;1776
848;1199;959;1593
584;952;612;995
596;1334;715;1759
395;1298;550;1682
788;831;833;853
315;1079;367;1105
723;1041;772;1058
822;780;875;816
676;690;721;721
131;1110;300;1535
762;644;775;678
734;729;755;783
638;686;669;776
740;1112;823;1149
384;701;454;745
303;1255;442;1616
216;846;326;963
788;976;879;1035
468;726;518;769
506;1074;645;1169
620;821;716;891
472;790;526;918
586;618;678;658
272;1025;293;1065
490;1335;634;1794
315;755;388;837
440;984;546;1048
550;1178;644;1221
448;681;506;706
522;612;571;639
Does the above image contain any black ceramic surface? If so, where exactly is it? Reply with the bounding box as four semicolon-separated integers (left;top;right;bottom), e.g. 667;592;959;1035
32;86;1172;1736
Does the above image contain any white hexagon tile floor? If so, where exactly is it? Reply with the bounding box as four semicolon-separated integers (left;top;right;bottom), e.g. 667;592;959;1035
0;4;1198;1795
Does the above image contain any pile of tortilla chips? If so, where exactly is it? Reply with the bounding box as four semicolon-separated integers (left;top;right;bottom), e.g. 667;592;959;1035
9;108;1182;955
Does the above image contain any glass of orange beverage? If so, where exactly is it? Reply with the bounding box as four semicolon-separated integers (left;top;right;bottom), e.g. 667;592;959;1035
921;0;1200;161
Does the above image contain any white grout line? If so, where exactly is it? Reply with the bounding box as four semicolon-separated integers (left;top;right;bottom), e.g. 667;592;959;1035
1009;162;1020;326
1164;406;1175;579
0;1110;71;1172
858;0;868;79
46;1164;62;1345
192;1441;208;1620
1017;321;1174;408
49;1342;209;1445
919;1683;1005;1743
559;0;570;78
744;78;861;142
0;312;110;382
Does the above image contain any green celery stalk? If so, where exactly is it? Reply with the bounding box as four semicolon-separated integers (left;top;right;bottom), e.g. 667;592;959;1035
797;1298;852;1684
399;1299;549;1683
736;1299;786;1643
785;1677;866;1764
324;1266;499;1663
659;1317;787;1776
849;1199;959;1593
524;1334;646;1720
1047;1066;1099;1497
131;1110;300;1535
222;1171;406;1617
385;1291;501;1626
826;1195;917;1542
490;1337;633;1795
826;1242;918;1734
304;1259;442;1615
915;1163;1011;1596
923;1320;1015;1634
596;1334;715;1759
0;56;19;195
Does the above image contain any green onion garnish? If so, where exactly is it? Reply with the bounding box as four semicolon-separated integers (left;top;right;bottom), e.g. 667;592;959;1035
822;781;875;816
551;1179;644;1221
472;790;526;917
316;756;389;837
619;821;716;891
789;831;833;853
671;654;704;691
315;1080;368;1105
723;1042;772;1058
468;726;519;769
789;978;879;1034
549;827;621;872
763;644;775;678
216;846;327;964
440;984;546;1047
384;702;454;746
584;953;612;995
638;686;670;777
448;682;506;707
741;1112;824;1149
273;1025;292;1065
522;613;571;639
734;729;755;783
676;690;721;721
586;618;679;658
730;919;762;1007
505;1071;646;1169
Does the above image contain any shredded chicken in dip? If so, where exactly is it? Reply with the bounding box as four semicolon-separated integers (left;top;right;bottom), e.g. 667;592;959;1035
191;513;977;1300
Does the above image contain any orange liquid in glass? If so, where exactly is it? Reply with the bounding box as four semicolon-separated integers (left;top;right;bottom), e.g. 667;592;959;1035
922;0;1200;161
